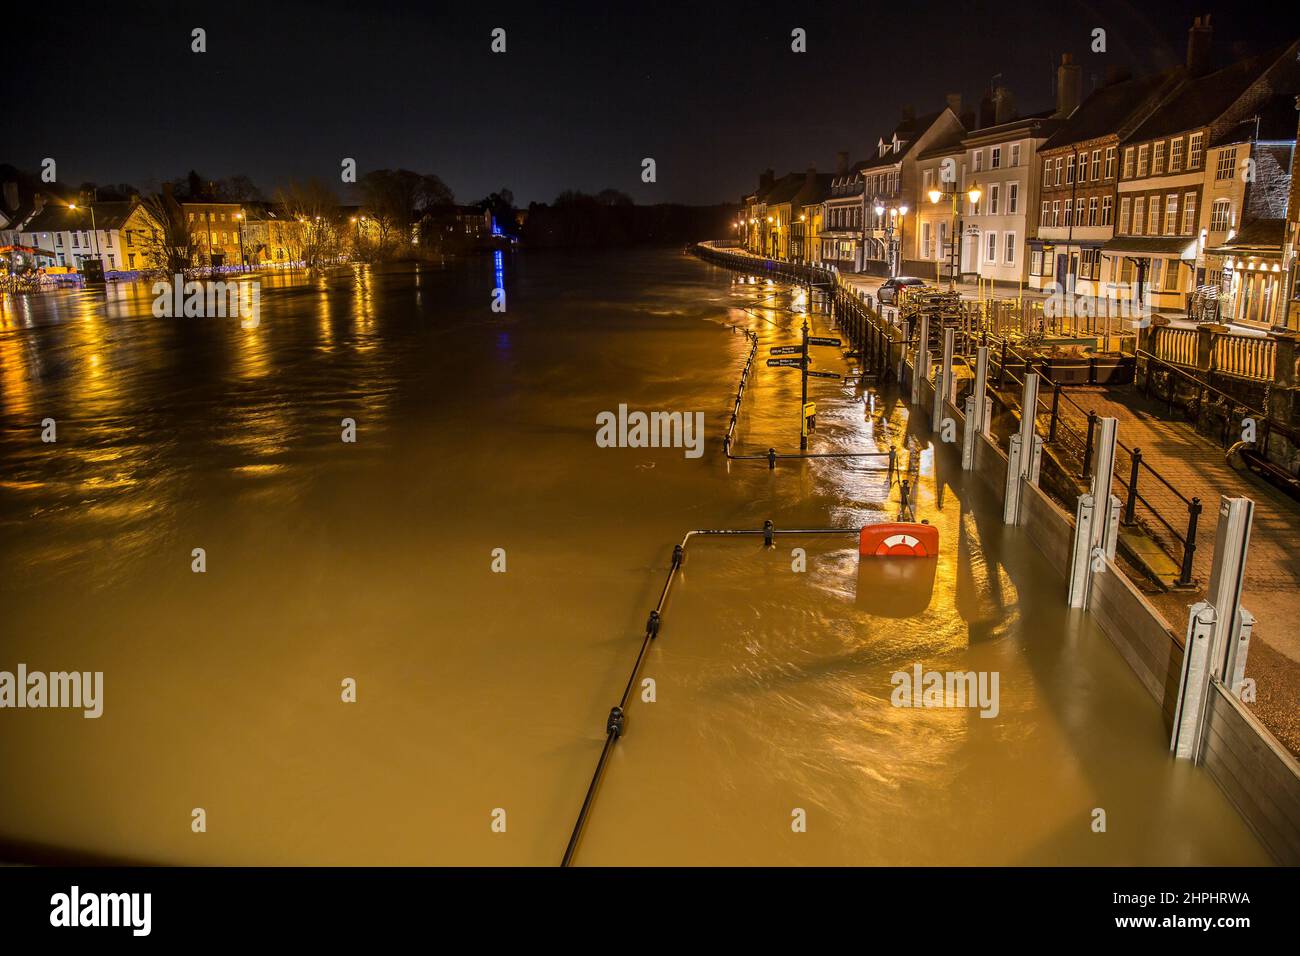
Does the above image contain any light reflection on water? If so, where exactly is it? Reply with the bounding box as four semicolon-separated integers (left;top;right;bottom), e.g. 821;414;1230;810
0;251;1269;865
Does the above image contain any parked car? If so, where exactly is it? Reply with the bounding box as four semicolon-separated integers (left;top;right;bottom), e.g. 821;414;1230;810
877;276;926;305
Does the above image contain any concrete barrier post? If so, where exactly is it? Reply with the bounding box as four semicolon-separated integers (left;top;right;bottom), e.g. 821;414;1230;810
911;312;930;406
933;327;955;433
1066;415;1119;607
962;346;990;471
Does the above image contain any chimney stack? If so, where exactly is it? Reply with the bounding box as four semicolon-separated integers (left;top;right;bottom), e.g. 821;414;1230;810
1055;53;1082;118
993;86;1016;125
835;150;849;175
945;92;962;116
1187;15;1213;77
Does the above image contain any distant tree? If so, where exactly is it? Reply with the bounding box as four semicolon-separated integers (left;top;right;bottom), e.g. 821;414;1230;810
214;175;261;202
360;169;455;255
275;179;345;270
596;188;633;206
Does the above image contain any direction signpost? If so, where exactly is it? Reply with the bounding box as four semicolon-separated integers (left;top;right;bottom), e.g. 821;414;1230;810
767;320;845;449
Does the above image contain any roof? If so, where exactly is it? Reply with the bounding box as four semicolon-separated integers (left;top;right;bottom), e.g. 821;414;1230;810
1211;94;1300;148
860;110;947;170
1207;218;1287;253
1042;70;1180;151
23;200;135;233
1127;44;1298;143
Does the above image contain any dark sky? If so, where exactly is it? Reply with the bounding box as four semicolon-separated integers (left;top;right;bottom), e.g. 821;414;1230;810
6;0;1297;206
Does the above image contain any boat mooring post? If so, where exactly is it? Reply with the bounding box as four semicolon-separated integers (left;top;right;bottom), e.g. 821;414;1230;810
1066;415;1120;608
932;326;956;434
1002;371;1045;525
962;346;992;471
1171;495;1257;760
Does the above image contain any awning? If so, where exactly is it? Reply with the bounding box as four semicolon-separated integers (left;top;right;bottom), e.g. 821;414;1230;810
1101;236;1198;259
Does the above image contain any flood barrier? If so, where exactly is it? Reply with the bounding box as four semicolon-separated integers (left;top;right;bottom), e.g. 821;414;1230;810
560;524;860;867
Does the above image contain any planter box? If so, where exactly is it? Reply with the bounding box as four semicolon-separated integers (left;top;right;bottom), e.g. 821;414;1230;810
1091;355;1135;385
1031;357;1091;385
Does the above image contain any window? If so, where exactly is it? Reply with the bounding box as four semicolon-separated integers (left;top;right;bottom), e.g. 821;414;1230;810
1105;146;1117;179
1133;197;1145;235
1215;147;1236;181
1170;138;1183;172
1054;157;1063;184
1164;195;1178;235
1189;132;1204;169
1088;196;1098;226
1008;182;1019;214
1150;258;1163;290
1041;200;1050;226
1091;149;1101;180
989;184;1000;215
1052;200;1060;226
922;222;932;258
991;146;1002;169
1030;248;1043;275
1075;198;1086;225
1152;141;1165;175
1136;144;1149;177
1082;248;1100;280
1011;143;1021;167
55;233;64;247
986;231;997;263
1043;158;1053;186
1119;196;1131;233
1181;193;1196;234
1164;261;1181;292
1004;232;1016;265
1123;148;1135;178
974;150;984;172
1064;200;1073;227
1210;198;1231;231
1101;195;1113;226
1147;197;1159;235
1066;154;1075;184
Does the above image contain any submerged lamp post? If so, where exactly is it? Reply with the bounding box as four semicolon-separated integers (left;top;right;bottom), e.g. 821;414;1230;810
928;181;982;292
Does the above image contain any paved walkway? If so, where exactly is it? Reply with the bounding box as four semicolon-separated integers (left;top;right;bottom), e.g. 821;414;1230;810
1066;384;1300;654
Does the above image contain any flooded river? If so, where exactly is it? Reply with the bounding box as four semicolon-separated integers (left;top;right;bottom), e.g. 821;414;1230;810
0;250;1269;864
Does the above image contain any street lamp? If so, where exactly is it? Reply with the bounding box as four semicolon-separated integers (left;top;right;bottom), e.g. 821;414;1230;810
67;202;100;265
928;181;982;291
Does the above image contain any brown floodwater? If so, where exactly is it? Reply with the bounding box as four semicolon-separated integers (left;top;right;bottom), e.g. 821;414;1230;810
0;250;1270;865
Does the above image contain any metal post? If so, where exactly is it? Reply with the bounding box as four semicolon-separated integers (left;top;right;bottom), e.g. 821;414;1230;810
911;312;930;407
1081;410;1097;478
962;345;990;471
1048;383;1061;442
1178;497;1202;587
1205;496;1254;690
1067;416;1120;606
800;319;809;451
1171;602;1216;760
1123;449;1141;525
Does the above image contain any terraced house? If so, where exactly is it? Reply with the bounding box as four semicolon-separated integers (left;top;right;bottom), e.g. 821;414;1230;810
857;105;964;276
1028;58;1180;296
1108;25;1300;318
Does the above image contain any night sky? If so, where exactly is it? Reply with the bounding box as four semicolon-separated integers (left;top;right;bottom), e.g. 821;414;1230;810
6;0;1297;206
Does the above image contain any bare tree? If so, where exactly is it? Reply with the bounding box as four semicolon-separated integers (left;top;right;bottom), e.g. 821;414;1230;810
275;180;345;270
136;192;197;276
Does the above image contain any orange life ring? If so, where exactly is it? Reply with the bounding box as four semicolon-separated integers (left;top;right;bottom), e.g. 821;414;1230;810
858;522;939;558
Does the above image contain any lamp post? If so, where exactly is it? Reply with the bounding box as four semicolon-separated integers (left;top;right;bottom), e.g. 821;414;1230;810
235;212;247;271
928;181;982;292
